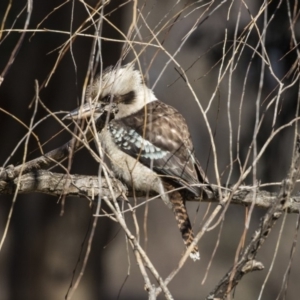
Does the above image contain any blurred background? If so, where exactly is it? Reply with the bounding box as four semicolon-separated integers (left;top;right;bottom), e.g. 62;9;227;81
0;0;300;299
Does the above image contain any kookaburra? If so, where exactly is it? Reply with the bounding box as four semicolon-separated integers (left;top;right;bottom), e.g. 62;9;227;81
65;64;211;261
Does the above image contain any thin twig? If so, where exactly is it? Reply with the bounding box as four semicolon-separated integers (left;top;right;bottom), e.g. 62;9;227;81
0;0;32;86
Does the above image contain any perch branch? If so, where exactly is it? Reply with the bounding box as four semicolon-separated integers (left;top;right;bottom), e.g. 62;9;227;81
1;170;300;214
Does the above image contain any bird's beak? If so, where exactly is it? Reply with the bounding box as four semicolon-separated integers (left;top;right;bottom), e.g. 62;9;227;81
63;102;103;120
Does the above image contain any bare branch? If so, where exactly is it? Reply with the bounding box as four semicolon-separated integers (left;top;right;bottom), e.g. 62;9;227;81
0;170;125;200
206;135;300;300
0;0;33;86
1;170;300;215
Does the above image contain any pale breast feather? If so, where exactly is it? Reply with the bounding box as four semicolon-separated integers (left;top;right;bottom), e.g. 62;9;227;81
108;101;206;196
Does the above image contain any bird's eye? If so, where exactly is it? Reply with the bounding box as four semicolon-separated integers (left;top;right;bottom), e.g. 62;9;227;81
102;94;112;103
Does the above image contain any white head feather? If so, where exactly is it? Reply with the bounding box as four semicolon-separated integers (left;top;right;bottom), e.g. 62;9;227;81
87;64;157;119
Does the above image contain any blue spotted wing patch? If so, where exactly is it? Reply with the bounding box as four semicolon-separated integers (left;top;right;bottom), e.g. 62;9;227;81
109;123;169;160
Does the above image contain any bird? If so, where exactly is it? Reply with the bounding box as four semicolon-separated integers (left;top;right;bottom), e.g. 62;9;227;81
65;64;211;261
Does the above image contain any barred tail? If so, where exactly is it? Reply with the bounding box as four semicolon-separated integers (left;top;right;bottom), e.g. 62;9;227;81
169;189;200;261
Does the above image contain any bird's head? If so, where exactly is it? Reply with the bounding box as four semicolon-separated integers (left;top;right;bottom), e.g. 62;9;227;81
64;64;157;121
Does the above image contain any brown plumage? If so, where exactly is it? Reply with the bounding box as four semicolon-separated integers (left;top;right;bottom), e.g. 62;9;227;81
65;64;211;260
107;100;210;260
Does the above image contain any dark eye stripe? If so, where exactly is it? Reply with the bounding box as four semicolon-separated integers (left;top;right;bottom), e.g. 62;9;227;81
102;94;111;103
122;91;135;105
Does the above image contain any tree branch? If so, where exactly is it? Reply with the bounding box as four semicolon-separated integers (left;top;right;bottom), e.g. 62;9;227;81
1;170;300;214
206;134;300;299
0;170;126;200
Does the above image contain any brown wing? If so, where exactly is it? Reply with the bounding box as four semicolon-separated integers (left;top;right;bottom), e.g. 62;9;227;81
108;101;208;196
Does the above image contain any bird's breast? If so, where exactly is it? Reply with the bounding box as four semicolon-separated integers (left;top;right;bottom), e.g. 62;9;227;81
99;128;164;194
